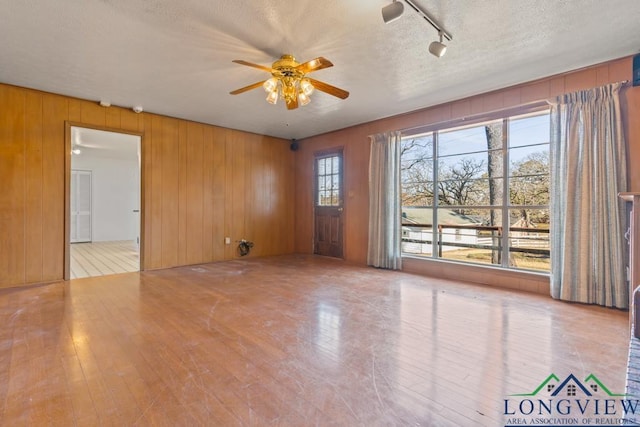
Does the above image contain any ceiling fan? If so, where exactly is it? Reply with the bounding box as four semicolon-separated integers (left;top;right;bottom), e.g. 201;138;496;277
229;54;349;110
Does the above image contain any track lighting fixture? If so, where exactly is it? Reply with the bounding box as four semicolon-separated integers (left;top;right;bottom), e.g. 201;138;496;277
382;0;452;58
429;31;447;58
382;0;404;24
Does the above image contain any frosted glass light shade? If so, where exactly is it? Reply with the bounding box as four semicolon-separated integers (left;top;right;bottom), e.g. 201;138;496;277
266;90;278;104
263;78;278;93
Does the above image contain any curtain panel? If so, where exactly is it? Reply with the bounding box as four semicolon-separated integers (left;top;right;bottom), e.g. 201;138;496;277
368;131;403;270
549;83;628;308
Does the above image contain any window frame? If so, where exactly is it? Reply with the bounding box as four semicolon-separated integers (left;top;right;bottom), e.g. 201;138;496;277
400;104;550;273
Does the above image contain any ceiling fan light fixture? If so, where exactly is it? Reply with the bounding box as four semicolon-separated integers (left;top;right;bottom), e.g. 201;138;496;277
300;79;314;96
299;92;311;106
382;0;404;24
266;90;278;105
263;77;278;93
429;32;447;57
230;54;349;110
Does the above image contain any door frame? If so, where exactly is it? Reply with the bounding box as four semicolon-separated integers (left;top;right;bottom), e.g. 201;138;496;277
64;122;145;280
313;147;345;258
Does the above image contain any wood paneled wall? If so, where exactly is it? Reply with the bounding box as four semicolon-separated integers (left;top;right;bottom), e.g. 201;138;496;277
294;56;640;268
0;84;295;289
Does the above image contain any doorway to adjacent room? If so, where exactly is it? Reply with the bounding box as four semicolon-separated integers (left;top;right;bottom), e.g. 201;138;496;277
68;126;142;279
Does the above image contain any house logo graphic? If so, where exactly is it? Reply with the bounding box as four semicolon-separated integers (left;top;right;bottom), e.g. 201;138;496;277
503;373;640;426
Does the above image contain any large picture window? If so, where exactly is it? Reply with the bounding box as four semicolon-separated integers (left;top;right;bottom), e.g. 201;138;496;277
401;110;550;272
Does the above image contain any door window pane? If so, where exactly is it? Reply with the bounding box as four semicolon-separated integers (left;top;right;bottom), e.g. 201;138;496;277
316;154;341;207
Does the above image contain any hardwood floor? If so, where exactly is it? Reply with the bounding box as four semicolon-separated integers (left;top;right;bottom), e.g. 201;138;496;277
70;240;139;279
0;255;629;425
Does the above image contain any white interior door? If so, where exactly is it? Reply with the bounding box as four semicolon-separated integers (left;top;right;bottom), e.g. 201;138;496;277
71;170;92;243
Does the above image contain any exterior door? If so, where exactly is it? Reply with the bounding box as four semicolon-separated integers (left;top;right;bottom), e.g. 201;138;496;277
70;169;92;243
314;150;344;258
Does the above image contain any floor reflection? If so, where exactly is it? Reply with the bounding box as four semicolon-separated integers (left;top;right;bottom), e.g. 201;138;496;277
314;302;342;365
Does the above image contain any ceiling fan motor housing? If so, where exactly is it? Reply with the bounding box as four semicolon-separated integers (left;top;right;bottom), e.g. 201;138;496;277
272;55;304;104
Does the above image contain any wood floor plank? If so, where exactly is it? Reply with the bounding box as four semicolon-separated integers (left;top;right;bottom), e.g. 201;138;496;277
0;255;630;425
70;240;139;279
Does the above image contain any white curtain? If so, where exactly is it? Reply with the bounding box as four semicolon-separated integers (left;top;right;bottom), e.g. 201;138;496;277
368;131;403;269
549;83;628;308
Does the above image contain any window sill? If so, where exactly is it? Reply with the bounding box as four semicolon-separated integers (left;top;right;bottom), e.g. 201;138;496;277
401;255;550;295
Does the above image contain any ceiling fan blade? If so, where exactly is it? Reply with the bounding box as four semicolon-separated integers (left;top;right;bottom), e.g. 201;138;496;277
287;96;299;110
229;81;266;95
306;78;350;100
296;57;333;74
232;60;275;73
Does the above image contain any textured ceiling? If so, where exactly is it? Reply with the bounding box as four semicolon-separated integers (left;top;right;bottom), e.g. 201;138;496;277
1;0;639;139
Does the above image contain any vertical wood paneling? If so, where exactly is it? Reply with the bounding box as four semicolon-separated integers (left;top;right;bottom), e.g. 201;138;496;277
41;94;67;282
273;141;285;255
595;64;610;86
549;77;566;98
186;122;204;264
140;117;151;271
68;99;81;122
177;121;188;266
283;141;296;254
202;126;214;261
503;87;521;109
224;129;235;260
24;91;43;283
254;137;268;256
520;81;550;103
161;118;180;267
564;68;597;94
148;115;163;269
470;96;484;116
294;145;314;254
244;135;256;255
337;129;366;265
264;141;275;255
232;132;247;252
105;108;121;129
80;101;106;127
451;100;471;119
0;86;26;286
483;91;504;112
120;110;140;133
212;129;227;261
609;57;631;82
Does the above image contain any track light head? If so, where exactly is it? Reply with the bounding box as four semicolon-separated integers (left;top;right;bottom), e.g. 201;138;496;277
429;41;447;57
382;1;404;24
429;32;447;57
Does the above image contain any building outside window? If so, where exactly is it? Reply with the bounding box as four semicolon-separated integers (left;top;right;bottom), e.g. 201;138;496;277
401;110;550;272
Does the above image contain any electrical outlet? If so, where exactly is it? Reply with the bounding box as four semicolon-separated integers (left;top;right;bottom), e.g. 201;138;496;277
225;237;231;245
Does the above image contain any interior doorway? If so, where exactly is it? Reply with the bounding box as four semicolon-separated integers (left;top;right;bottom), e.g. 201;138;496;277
313;149;344;258
67;126;142;279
